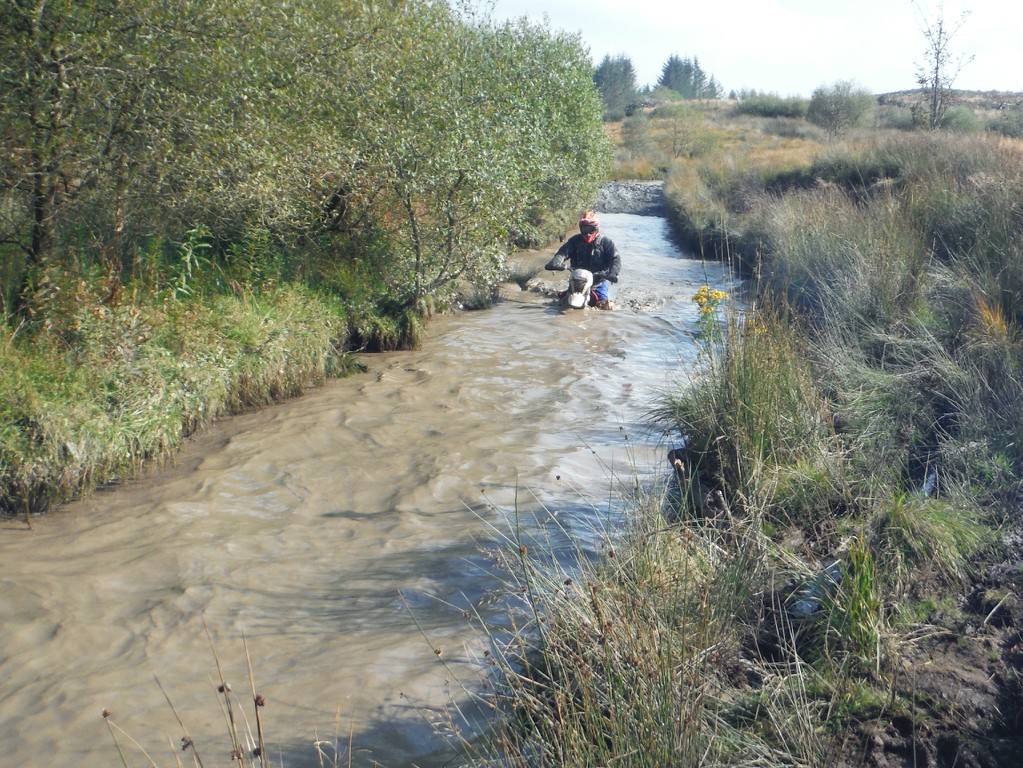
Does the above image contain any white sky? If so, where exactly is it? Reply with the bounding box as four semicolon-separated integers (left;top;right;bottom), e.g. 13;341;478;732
486;0;1023;97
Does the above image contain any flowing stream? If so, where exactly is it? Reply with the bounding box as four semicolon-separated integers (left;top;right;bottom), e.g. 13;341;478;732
0;213;732;767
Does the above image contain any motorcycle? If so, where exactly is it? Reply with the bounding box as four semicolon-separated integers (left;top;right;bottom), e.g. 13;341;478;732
557;268;616;310
561;268;594;309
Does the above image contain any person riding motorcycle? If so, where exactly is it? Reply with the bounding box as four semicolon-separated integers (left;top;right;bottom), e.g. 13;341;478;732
545;211;621;309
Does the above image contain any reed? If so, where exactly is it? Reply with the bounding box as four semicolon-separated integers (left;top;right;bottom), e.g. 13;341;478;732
102;624;272;768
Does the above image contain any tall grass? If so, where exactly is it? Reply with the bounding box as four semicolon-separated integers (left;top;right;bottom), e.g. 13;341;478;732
464;494;850;768
656;311;847;532
460;472;919;766
660;117;828;268
668;130;1023;507
473;116;1023;766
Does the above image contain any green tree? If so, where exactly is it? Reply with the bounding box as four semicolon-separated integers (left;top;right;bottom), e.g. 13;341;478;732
689;57;707;98
350;7;611;306
1;0;611;318
594;54;638;119
189;0;404;242
658;54;687;96
0;0;332;302
657;54;719;100
0;0;177;307
807;80;876;138
706;75;724;100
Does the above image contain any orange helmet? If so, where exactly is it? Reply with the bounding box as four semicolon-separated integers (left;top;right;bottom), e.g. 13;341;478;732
579;211;600;231
579;211;600;241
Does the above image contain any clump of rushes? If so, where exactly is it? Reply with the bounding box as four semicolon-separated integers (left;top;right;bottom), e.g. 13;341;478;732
661;309;846;532
462;491;859;767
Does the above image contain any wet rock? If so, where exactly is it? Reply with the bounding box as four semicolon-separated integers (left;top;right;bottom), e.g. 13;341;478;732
789;559;844;618
596;181;665;216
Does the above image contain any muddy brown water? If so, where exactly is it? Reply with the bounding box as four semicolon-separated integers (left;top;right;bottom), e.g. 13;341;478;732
0;214;733;767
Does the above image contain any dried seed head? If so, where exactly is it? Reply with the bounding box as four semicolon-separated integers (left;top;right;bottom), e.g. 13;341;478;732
254;693;266;707
101;709;112;719
218;682;231;694
181;737;194;751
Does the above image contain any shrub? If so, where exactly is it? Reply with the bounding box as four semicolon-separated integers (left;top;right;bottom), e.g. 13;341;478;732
987;106;1023;138
938;105;982;133
734;94;808;119
807;81;876;138
876;105;916;131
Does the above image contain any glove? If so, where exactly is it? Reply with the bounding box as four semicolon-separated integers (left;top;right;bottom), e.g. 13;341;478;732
593;272;618;284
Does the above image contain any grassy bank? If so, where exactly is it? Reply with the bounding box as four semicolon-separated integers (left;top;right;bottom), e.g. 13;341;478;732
0;277;375;517
472;106;1023;767
0;225;457;518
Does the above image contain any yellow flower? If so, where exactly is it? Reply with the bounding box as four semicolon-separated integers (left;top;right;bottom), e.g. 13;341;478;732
692;285;729;316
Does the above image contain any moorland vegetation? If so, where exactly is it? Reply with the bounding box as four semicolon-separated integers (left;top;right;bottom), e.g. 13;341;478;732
469;87;1023;768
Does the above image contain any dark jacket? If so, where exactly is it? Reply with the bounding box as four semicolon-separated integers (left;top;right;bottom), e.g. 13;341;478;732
545;233;622;282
